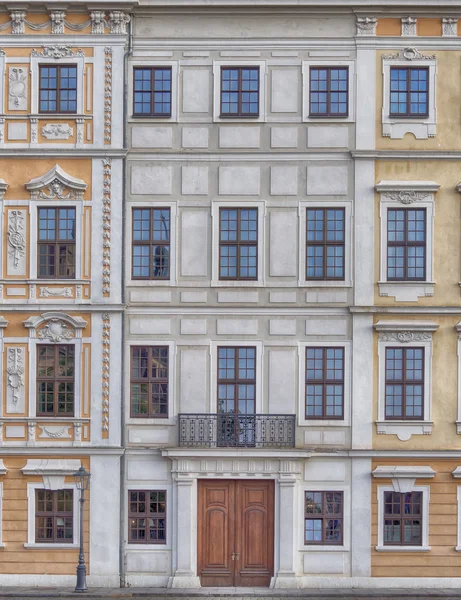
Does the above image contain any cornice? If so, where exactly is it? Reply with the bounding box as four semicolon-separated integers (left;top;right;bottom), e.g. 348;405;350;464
353;150;461;160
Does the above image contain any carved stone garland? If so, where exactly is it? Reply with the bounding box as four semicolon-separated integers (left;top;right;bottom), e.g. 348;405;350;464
383;190;430;205
31;46;85;59
8;210;25;268
104;47;113;143
378;331;431;343
102;158;112;297
102;313;110;438
7;348;24;406
356;16;377;36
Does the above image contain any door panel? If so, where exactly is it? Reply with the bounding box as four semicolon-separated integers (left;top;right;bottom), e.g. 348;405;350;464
198;480;235;586
198;479;274;587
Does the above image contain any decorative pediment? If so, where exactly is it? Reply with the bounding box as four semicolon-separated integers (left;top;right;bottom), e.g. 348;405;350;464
373;465;436;492
383;47;436;61
21;459;81;490
24;312;87;341
375;320;439;342
376;181;440;204
25;165;87;201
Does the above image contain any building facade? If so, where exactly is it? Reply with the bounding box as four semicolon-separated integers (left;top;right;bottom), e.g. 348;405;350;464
0;2;128;586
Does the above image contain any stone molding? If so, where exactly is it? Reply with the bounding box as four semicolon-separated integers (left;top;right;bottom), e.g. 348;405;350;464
25;164;87;201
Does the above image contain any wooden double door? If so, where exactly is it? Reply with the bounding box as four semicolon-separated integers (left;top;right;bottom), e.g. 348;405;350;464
197;479;274;587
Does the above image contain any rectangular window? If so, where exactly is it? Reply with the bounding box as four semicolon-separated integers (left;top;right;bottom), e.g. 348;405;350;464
390;67;428;117
387;208;426;281
131;347;169;418
128;490;166;544
309;67;348;117
39;65;77;114
37;345;74;416
306;208;345;280
132;208;170;280
133;67;172;117
383;491;422;546
38;207;76;279
220;67;259;117
385;347;424;420
305;491;343;545
306;347;344;420
35;489;73;543
219;208;258;280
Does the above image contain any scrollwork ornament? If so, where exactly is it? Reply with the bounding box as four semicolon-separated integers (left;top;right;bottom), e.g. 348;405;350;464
38;318;75;343
384;190;429;204
31;46;84;59
378;331;431;343
101;313;111;437
383;47;436;61
10;10;26;34
91;11;107;34
50;10;66;34
442;17;458;36
7;348;24;405
8;210;25;268
356;17;377;36
9;68;27;109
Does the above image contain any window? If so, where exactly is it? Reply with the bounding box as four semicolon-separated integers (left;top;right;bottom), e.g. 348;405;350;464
38;207;76;279
219;208;258;281
383;491;422;546
309;67;348;117
305;491;343;545
385;347;424;420
390;67;428;118
133;67;172;117
218;347;256;415
35;490;73;543
305;347;344;420
387;208;425;281
39;65;77;114
132;208;170;280
37;345;74;417
306;208;345;281
128;490;166;544
131;347;168;418
220;67;259;117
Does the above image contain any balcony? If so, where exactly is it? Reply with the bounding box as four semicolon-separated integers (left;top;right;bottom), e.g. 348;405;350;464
178;413;296;448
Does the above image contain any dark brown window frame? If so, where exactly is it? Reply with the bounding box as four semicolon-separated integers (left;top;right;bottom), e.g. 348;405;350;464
132;66;172;118
217;346;257;415
128;490;167;544
305;490;344;545
36;344;75;417
305;346;344;420
219;207;258;281
39;64;77;115
37;206;76;280
220;66;260;118
389;66;429;118
130;346;169;418
306;207;345;281
35;489;74;543
131;207;171;281
387;207;426;282
385;346;425;421
309;66;349;118
383;491;423;546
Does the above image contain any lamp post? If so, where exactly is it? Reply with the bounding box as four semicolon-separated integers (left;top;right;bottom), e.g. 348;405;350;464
73;466;91;593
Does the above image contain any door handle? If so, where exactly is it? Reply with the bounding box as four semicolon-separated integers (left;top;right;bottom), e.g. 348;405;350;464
231;552;240;561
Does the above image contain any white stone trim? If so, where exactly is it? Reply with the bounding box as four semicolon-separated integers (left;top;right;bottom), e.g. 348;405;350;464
299;201;352;288
457;485;461;551
125;340;176;423
375;320;436;440
126;201;178;287
25;164;87;200
456;323;461;435
210;340;264;414
377;181;438;301
376;484;430;552
124;484;172;551
299;482;351;552
211;200;265;287
298;341;352;427
30;52;85;116
302;60;355;123
212;60;267;123
381;51;437;139
0;461;6;475
0;54;5;115
128;60;179;122
25;481;80;548
0;482;3;548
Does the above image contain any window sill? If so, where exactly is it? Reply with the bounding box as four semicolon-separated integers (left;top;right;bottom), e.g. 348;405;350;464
211;280;265;288
304;116;354;124
127;417;176;426
455;546;461;552
303;545;347;552
24;543;79;549
300;281;352;288
382;119;436;140
375;545;430;553
376;420;433;441
378;281;435;302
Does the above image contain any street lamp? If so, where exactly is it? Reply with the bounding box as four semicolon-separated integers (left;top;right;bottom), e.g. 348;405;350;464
73;466;91;593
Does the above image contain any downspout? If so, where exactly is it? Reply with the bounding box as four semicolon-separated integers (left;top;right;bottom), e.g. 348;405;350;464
119;14;133;589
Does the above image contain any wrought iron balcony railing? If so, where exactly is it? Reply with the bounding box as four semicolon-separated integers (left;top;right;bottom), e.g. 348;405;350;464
178;413;296;448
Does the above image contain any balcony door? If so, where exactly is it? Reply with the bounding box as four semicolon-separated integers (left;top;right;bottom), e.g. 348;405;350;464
217;347;256;446
197;479;274;587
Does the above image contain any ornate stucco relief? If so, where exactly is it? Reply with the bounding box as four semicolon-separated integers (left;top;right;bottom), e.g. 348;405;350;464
7;210;26;276
8;67;27;110
41;123;73;140
25;164;87;201
38;319;75;343
102;158;112;296
356;17;377;36
102;313;110;438
104;48;113;143
39;287;73;298
6;347;24;414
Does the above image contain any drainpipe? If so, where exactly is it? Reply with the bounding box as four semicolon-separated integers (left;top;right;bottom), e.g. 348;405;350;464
119;14;132;589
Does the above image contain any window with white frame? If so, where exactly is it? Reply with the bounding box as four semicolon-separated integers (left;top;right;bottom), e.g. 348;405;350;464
299;341;351;427
211;202;265;286
213;61;267;122
302;60;355;123
129;61;179;121
381;48;437;139
374;320;438;439
299;202;352;287
376;181;439;302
